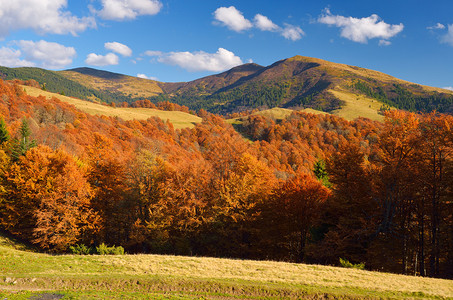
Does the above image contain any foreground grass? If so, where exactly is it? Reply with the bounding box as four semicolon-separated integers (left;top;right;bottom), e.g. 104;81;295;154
1;236;452;300
21;85;202;129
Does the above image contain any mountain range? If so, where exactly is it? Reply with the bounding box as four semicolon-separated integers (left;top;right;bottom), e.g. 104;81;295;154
1;55;452;119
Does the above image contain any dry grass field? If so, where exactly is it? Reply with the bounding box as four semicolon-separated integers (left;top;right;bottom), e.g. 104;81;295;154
59;70;163;98
226;107;328;126
0;234;452;299
254;107;329;120
22;85;202;129
329;88;386;121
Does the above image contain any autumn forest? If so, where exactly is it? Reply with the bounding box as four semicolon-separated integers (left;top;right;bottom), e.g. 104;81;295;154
0;79;452;279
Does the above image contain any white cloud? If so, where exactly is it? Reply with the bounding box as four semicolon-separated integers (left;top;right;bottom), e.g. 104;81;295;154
0;47;35;67
157;48;243;72
144;50;163;56
0;40;75;69
378;39;391;46
427;23;445;30
17;40;76;69
441;24;453;46
98;0;162;21
213;6;253;32
443;86;453;91
105;42;132;57
213;8;304;41
137;73;158;80
318;9;404;44
85;53;119;66
0;0;95;39
254;14;279;31
281;24;305;41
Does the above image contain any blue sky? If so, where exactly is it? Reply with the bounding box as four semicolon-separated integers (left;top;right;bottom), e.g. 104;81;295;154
0;0;451;90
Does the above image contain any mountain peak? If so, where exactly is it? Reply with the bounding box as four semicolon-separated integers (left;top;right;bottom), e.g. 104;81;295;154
225;63;264;73
66;67;127;80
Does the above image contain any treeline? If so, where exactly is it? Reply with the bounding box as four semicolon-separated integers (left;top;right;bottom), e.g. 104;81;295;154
0;66;149;105
0;79;452;278
353;80;453;113
0;66;95;100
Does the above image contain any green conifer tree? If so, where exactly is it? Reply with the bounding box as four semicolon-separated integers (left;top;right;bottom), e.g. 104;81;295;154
11;118;36;161
0;117;9;146
313;159;331;188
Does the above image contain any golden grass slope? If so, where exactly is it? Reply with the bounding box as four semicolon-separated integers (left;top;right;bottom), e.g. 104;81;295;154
22;85;202;129
227;107;328;125
0;235;452;299
254;107;328;120
330;89;386;121
288;56;453;95
59;70;163;98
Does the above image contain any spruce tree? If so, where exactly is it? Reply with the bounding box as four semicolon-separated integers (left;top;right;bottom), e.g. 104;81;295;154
0;117;9;146
11;118;36;161
313;159;331;188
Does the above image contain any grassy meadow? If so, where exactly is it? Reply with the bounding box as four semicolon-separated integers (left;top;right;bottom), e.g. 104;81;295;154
226;107;329;128
329;88;386;121
0;235;452;299
59;69;164;98
21;85;202;129
253;107;329;120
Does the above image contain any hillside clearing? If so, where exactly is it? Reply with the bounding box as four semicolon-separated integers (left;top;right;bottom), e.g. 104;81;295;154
21;85;202;129
226;107;328;126
330;89;385;121
253;107;329;120
0;234;452;299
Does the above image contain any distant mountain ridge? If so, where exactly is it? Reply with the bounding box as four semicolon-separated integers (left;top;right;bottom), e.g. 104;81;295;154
1;55;453;118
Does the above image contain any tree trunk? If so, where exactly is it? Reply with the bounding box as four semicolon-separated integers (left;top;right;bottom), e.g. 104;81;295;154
419;210;425;277
299;229;307;263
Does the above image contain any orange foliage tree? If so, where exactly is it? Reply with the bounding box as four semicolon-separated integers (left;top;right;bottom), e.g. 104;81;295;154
266;174;331;262
1;145;96;251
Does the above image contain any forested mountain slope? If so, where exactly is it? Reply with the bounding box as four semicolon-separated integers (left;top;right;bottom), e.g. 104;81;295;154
2;56;453;118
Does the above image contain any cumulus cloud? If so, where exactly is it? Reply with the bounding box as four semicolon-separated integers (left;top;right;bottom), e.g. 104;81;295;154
0;0;95;39
0;40;75;69
105;42;132;56
213;6;253;32
155;48;243;72
281;24;305;41
318;9;404;44
17;40;76;69
144;50;163;56
213;7;304;41
0;47;35;68
427;23;445;30
443;86;453;91
85;53;119;66
137;73;158;80
98;0;162;21
441;24;453;46
254;14;279;31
